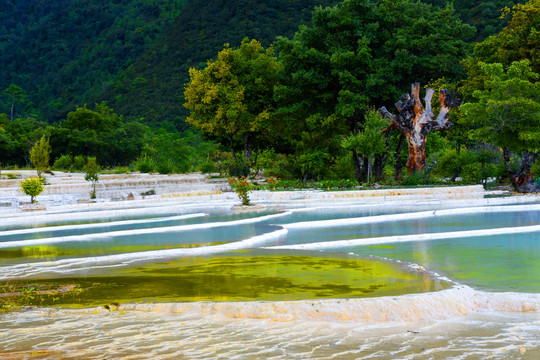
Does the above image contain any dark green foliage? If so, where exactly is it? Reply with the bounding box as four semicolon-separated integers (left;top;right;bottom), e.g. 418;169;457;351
52;155;73;170
274;0;474;181
49;102;146;167
103;0;338;128
0;0;187;121
0;117;48;166
0;0;521;128
425;0;525;39
227;159;251;178
434;146;505;184
402;170;433;186
134;155;155;173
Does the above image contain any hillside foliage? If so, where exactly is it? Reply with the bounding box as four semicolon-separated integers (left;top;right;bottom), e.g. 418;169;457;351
1;0;538;193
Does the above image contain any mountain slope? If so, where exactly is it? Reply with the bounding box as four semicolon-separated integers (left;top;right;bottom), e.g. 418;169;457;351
0;0;187;121
100;0;339;129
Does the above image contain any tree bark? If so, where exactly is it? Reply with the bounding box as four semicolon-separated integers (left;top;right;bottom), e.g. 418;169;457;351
381;83;460;174
394;133;405;181
244;133;252;165
229;136;236;160
352;149;362;183
373;128;392;181
511;151;539;193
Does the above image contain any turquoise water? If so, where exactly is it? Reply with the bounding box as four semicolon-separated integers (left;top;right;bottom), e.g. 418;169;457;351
1;203;539;297
345;232;540;293
1;200;540;359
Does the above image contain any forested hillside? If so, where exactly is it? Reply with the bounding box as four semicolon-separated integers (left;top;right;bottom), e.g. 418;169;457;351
99;0;339;128
0;0;187;122
0;0;523;127
1;0;537;194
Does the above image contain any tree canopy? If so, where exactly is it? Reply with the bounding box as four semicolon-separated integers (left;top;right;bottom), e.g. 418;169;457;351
274;0;474;180
184;38;279;163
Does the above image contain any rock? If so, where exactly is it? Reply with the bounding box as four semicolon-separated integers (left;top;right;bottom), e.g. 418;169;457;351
18;204;47;212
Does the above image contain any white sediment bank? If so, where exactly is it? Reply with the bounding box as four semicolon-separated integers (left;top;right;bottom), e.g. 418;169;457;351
119;285;540;323
2;175;540;359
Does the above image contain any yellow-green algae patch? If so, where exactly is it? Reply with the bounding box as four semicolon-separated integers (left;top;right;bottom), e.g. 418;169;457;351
1;253;450;308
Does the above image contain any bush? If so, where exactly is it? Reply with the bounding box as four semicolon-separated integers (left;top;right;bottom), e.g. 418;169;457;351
228;177;254;206
402;170;432;186
20;176;45;203
29;136;51;177
71;155;86;171
134;155;155;173
53;154;73;170
83;157;100;199
112;166;130;174
224;157;250;177
198;160;217;174
156;160;173;174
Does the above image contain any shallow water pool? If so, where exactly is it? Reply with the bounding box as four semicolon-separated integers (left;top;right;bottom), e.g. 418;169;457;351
1;200;540;359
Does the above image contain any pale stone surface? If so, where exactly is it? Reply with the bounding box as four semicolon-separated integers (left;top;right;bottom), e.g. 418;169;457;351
0;170;532;217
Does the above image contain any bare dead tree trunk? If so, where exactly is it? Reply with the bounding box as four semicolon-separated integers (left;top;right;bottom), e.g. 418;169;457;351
510;151;539;193
381;83;461;174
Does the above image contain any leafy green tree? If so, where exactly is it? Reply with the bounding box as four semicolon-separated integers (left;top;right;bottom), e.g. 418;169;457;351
19;176;44;204
342;110;390;183
50;102;140;166
29;135;51;178
2;84;26;121
274;0;474;181
83;157;100;199
461;60;540;192
184;38;279;165
0;117;48;167
473;0;540;73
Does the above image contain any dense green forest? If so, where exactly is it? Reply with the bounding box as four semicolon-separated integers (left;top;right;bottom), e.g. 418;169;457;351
0;0;523;125
1;0;539;192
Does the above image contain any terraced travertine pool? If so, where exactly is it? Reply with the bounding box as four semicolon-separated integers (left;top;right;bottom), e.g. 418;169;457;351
1;195;539;359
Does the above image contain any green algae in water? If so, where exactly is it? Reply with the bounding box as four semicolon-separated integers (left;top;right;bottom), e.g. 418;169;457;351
0;253;451;308
346;232;540;293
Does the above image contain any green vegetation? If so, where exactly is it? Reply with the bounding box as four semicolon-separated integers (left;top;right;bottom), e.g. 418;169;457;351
0;0;538;192
19;176;45;203
0;281;84;313
84;157;100;199
228;177;255;206
29;135;51;178
185;39;279;164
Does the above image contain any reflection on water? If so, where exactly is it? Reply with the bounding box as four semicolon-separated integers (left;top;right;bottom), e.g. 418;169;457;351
346;232;540;293
1;253;449;308
1;200;540;358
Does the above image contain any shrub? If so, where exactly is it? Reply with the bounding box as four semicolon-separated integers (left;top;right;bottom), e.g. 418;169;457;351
134;155;155;173
225;158;250;177
83;157;100;199
71;155;86;171
29;136;51;178
228;177;254;206
156;160;173;174
112;166;130;174
402;171;432;186
198;160;217;174
20;176;44;203
53;154;73;170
